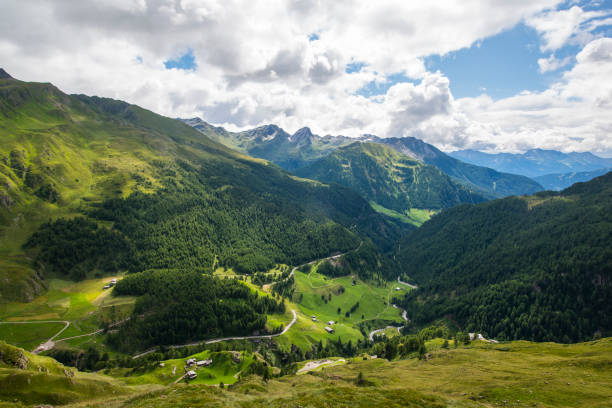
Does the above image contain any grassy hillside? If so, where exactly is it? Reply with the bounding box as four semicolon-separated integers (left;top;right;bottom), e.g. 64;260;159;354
0;341;136;406
395;173;612;343
0;76;408;302
17;338;609;408
377;137;544;198
295;142;487;224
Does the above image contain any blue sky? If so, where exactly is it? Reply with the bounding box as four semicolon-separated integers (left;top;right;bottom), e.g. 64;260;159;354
353;0;612;100
164;49;197;70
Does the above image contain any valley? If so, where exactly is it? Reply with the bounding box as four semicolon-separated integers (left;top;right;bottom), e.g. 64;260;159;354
0;71;610;408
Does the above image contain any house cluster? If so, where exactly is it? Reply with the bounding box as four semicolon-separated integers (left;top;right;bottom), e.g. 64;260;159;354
184;357;213;380
103;278;118;290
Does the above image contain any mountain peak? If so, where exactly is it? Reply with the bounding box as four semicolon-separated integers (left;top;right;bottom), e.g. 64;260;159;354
0;68;13;79
292;127;314;143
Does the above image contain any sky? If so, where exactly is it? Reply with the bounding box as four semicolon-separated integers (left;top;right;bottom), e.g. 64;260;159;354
1;0;611;156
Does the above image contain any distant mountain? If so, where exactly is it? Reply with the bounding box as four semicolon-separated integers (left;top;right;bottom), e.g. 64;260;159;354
395;172;612;343
534;168;612;191
183;118;543;198
369;136;543;198
295;142;487;225
0;68;12;79
450;149;612;178
182;118;353;170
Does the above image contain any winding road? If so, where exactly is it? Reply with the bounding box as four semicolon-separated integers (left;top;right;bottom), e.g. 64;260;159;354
134;244;364;359
367;279;415;342
0;320;70;353
133;309;297;359
397;276;418;289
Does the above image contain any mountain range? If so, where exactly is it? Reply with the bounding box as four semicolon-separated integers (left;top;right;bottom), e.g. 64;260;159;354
450;148;612;178
534;167;612;191
182;117;544;199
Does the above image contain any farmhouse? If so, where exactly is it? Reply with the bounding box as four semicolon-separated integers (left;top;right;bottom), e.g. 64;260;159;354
185;358;197;367
325;326;334;333
196;359;212;367
327;321;334;325
186;370;197;380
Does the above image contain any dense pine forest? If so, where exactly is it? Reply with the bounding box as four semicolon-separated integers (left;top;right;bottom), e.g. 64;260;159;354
108;270;285;351
395;173;612;342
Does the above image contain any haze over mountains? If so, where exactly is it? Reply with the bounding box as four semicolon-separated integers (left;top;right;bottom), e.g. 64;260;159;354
451;149;612;177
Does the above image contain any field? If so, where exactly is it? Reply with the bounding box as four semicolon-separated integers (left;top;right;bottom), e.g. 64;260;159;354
34;337;611;408
111;350;256;387
369;201;435;227
0;276;134;351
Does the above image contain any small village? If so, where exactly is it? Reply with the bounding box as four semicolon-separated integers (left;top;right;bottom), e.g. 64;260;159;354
184;357;213;380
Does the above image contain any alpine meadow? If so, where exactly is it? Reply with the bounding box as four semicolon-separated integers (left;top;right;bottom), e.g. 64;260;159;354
1;1;611;407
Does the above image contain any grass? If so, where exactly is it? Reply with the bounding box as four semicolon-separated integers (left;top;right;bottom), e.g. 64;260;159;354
369;201;435;227
49;338;612;408
0;322;65;351
293;267;405;326
0;275;134;350
273;266;407;351
0;341;138;406
109;350;255;387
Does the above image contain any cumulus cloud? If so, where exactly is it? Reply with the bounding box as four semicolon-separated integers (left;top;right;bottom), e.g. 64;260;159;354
0;0;611;155
527;5;612;51
538;54;573;72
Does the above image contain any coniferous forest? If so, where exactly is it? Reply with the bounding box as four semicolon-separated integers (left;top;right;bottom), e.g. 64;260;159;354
395;174;612;342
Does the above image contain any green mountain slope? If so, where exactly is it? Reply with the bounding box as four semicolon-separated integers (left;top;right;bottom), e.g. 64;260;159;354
395;173;612;343
374;136;544;198
183;118;543;198
0;74;408;302
0;341;132;406
294;142;487;224
183;118;354;171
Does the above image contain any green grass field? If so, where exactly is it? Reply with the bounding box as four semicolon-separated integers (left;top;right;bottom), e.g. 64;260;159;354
272;266;407;351
369;201;435;227
109;350;255;387
0;322;66;351
0;275;134;351
46;338;612;408
293;267;405;326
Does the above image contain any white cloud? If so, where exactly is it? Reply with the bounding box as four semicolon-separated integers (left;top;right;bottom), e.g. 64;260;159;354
0;0;611;156
527;5;612;51
538;54;573;72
